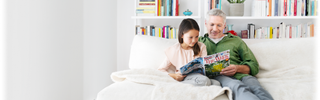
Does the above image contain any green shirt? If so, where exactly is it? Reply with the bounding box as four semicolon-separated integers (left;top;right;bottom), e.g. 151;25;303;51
198;33;259;80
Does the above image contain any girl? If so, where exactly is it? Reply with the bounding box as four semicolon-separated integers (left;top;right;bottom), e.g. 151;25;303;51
158;18;217;86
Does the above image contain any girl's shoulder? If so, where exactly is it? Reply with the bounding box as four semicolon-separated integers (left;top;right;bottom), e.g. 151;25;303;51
169;42;181;48
166;42;181;52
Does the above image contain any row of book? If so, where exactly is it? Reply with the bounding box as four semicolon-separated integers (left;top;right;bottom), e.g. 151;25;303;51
136;0;180;16
252;0;318;17
243;22;315;39
205;0;222;10
135;25;179;39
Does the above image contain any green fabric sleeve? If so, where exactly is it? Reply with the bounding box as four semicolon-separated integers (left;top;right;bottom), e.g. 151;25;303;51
237;41;259;76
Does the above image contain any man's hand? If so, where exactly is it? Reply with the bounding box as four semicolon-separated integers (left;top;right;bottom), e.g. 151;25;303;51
169;73;186;81
220;64;238;76
220;64;250;76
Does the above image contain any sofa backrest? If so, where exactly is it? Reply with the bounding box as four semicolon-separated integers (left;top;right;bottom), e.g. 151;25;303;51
129;35;177;70
129;35;315;77
244;38;315;78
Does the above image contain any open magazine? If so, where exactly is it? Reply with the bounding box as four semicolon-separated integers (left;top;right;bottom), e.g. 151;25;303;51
180;50;230;78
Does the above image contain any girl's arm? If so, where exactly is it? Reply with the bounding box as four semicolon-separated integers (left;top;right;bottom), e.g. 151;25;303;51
158;57;186;81
157;57;173;73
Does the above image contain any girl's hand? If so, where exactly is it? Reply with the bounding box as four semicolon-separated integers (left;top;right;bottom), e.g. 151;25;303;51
169;73;186;81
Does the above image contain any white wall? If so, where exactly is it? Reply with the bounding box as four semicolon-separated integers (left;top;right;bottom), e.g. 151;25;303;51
3;0;118;100
117;0;135;71
0;0;7;100
83;0;117;100
6;0;83;100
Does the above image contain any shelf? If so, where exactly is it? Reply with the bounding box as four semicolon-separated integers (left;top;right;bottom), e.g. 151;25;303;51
226;16;318;20
132;16;201;19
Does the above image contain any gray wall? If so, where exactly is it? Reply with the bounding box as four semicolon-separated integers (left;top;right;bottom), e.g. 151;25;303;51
83;0;117;100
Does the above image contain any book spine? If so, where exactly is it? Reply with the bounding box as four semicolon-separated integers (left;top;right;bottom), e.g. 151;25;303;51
275;0;279;16
276;27;280;38
268;0;271;16
171;27;173;39
297;24;301;38
171;0;173;16
281;22;286;38
294;0;297;16
173;28;176;39
272;27;277;39
162;26;165;38
297;0;301;16
289;0;292;16
158;0;161;16
272;0;275;16
152;28;155;36
315;0;317;16
311;0;314;16
219;0;221;9
288;0;291;16
213;0;215;9
172;0;175;16
164;0;167;16
166;25;169;39
284;0;287;16
167;0;169;16
279;0;282;16
289;24;292;38
250;24;255;39
279;22;283;38
262;0;266;16
176;0;179;16
302;0;305;16
306;0;308;16
270;27;273;39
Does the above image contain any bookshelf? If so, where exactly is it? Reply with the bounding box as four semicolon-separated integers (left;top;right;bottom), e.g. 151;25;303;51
226;16;317;34
132;0;317;38
131;16;201;19
132;0;203;36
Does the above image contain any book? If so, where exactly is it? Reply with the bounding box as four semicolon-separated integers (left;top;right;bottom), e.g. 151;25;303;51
241;30;249;39
309;23;314;37
176;0;179;16
276;27;280;38
272;27;278;39
269;27;273;39
294;0;297;16
275;0;279;16
247;23;255;39
139;0;156;7
180;50;230;79
140;0;155;1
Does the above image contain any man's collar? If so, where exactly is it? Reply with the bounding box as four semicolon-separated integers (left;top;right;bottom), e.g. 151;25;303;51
204;32;234;38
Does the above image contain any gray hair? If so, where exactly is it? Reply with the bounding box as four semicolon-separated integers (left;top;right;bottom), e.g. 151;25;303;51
206;8;226;23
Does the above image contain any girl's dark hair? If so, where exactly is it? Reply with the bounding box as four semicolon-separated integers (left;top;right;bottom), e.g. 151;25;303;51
178;18;200;57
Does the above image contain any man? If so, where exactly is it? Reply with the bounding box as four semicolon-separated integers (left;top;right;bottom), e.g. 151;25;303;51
199;8;274;100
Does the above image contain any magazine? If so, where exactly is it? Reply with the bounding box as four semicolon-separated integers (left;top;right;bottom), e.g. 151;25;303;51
180;50;230;78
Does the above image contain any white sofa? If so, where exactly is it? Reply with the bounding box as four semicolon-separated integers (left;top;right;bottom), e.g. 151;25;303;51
96;35;316;100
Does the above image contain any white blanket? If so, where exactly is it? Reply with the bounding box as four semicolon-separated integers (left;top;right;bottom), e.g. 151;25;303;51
111;68;233;100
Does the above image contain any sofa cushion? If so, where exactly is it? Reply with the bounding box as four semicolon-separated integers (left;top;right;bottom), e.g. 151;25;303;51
243;38;315;100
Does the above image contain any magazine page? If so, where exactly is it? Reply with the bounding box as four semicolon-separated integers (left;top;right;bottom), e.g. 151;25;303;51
203;50;230;79
180;57;205;75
